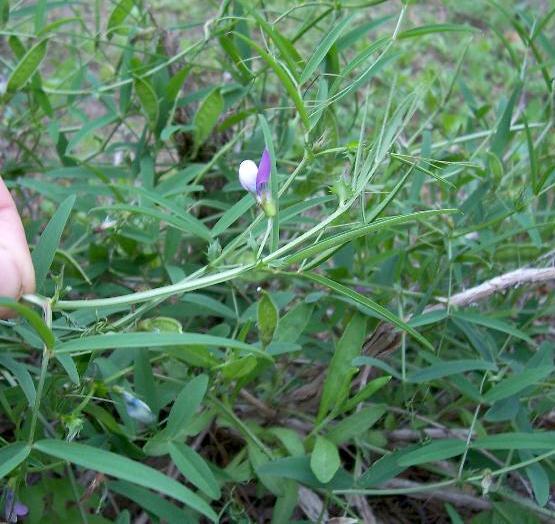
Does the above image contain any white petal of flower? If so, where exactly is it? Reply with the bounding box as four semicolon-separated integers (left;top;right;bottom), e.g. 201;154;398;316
122;391;155;424
238;159;258;193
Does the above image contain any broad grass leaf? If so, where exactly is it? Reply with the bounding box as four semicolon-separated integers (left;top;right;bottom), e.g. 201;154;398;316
310;436;340;484
0;442;31;479
193;87;224;151
32;193;76;290
483;366;554;403
397;440;467;467
0;298;54;349
317;314;366;422
169;442;220;499
34;440;217;521
7;38;48;92
407;360;498;383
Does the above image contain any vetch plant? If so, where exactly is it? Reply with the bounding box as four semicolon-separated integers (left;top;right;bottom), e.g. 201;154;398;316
0;1;554;523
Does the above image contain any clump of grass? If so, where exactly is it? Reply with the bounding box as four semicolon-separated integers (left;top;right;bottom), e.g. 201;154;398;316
0;1;554;522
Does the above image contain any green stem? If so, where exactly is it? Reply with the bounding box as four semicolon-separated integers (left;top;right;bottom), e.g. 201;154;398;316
51;264;253;310
28;298;52;445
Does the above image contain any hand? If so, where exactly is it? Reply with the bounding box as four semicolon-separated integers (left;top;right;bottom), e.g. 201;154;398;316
0;177;35;318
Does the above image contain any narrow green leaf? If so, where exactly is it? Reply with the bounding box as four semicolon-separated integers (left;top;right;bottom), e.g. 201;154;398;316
326;405;386;445
109;480;196;523
92;203;212;241
472;432;555;450
300;15;353;84
490;83;522;158
0;298;54;349
66;113;119;154
7;38;48;92
169;442;221;499
55;332;270;360
256;456;351;490
166;374;208;439
258;291;278;347
275;302;313;344
299;272;434;351
452;311;533;344
166;65;191;106
193;88;224;151
34;440;217;521
107;0;134;37
285;209;458;264
397;440;467;467
483;366;554;403
234;32;310;130
211;194;253;237
318;314;366;422
310;436;340;484
0;0;9;27
398;23;476;39
342;376;391;412
0;355;35;405
0;442;31;479
31;193;75;290
134;76;159;129
408;360;498;383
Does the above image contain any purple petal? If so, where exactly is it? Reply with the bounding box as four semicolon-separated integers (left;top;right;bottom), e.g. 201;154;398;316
14;502;28;518
256;148;271;195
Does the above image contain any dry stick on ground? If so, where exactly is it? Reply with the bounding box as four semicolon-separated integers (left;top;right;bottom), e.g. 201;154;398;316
425;267;555;311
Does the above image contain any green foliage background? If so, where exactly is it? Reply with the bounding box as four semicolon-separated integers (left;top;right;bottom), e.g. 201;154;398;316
0;0;554;522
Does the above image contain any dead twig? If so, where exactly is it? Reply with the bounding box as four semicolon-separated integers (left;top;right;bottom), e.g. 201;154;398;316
427;267;555;311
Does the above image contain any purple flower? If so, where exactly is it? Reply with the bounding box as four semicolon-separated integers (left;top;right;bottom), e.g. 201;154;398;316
3;488;28;523
238;148;275;217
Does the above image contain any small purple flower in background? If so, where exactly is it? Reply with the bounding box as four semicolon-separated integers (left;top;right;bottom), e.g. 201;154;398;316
3;488;28;523
239;149;276;217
